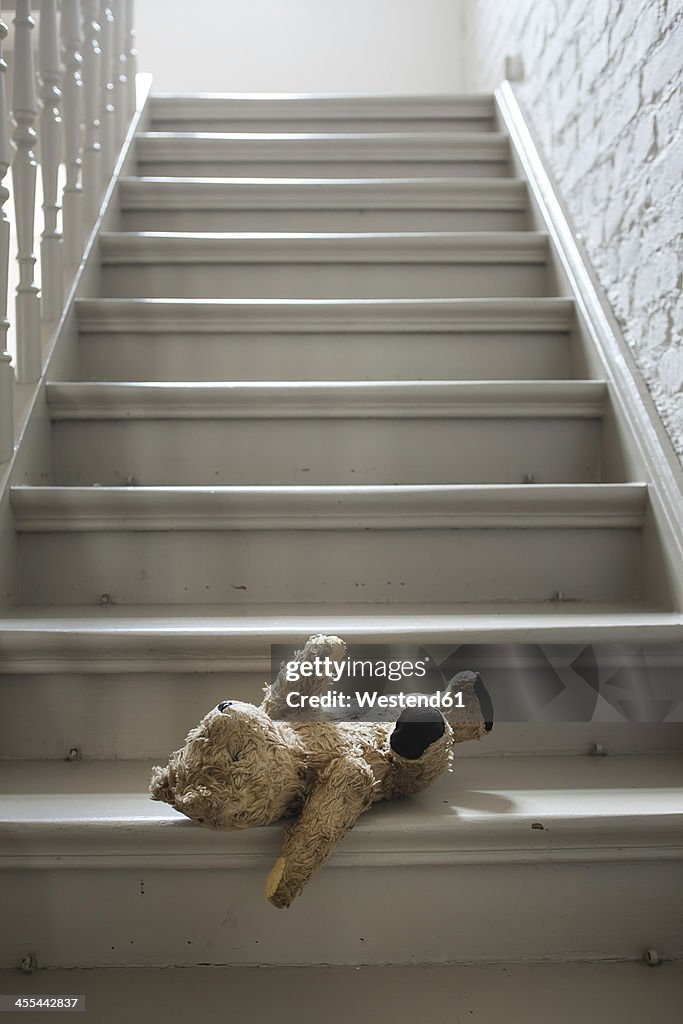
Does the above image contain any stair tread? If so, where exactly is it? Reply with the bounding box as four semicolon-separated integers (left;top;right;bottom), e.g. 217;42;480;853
1;605;681;673
149;92;496;108
75;296;575;332
135;131;511;165
99;230;547;263
3;963;681;1024
45;380;606;418
137;130;508;142
120;174;524;185
118;176;528;210
11;483;647;531
3;602;675;623
2;755;681;867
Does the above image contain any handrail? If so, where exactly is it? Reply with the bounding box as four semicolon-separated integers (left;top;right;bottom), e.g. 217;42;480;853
0;0;137;462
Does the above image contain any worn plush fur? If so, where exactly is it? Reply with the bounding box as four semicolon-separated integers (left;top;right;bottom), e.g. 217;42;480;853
150;635;489;908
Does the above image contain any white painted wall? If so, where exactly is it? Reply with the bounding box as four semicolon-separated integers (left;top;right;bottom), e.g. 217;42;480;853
135;0;465;94
462;0;683;462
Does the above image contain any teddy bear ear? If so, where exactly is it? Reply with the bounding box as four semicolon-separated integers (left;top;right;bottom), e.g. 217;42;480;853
149;765;174;803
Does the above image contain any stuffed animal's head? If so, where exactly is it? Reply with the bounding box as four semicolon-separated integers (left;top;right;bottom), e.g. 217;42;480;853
150;700;305;830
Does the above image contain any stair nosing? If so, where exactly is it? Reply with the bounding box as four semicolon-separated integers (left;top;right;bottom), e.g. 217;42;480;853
98;230;547;265
118;176;528;212
134;131;511;164
74;296;576;333
148;93;497;119
11;483;648;532
1;605;680;672
136;130;509;143
45;380;607;419
2;754;681;870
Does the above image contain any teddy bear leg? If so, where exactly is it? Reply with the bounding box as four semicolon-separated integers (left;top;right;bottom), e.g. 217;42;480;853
444;670;494;742
389;706;446;760
387;707;453;798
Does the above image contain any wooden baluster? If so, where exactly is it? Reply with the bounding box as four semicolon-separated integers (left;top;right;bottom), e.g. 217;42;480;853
125;0;137;116
99;1;115;181
82;0;102;225
11;1;41;383
61;0;84;268
0;11;13;461
113;0;129;142
38;0;64;321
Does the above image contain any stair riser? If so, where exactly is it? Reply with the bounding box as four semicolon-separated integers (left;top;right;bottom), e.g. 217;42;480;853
52;419;602;485
137;160;512;178
119;209;529;232
18;529;642;605
100;264;549;300
2;675;681;760
75;331;573;382
0;672;265;760
3;861;681;967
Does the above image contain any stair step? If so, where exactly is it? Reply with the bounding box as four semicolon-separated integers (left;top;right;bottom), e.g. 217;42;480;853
118;176;530;231
135;131;512;178
1;611;681;760
2;603;680;758
47;380;606;418
1;755;681;965
4;754;677;862
99;230;549;300
76;296;575;333
2;603;681;667
3;964;682;1022
47;381;605;486
12;485;648;605
148;92;498;134
13;483;643;530
75;297;575;382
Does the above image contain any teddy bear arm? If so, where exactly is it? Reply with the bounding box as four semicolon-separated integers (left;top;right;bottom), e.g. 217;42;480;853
265;753;375;909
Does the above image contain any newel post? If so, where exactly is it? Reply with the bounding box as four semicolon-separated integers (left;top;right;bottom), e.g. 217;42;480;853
0;10;13;461
11;0;41;383
38;0;64;321
61;0;84;268
82;0;103;225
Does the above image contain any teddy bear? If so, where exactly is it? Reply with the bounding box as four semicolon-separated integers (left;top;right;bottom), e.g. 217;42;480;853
150;634;492;908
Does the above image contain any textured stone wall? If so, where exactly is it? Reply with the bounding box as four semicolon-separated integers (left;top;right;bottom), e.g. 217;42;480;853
462;0;683;461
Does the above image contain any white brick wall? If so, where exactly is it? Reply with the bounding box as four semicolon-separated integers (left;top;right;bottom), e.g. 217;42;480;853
462;0;683;461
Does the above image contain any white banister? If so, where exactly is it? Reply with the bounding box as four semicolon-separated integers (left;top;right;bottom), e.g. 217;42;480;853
82;0;103;225
61;0;84;268
11;0;41;383
113;0;129;143
99;1;115;182
38;0;64;321
125;0;136;116
0;0;140;463
0;12;12;462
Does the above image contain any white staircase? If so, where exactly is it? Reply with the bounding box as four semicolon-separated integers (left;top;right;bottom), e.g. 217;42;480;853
1;91;682;973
